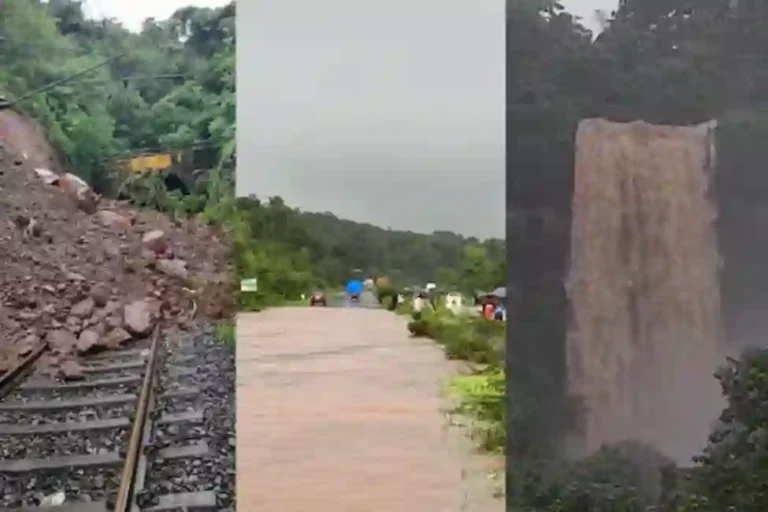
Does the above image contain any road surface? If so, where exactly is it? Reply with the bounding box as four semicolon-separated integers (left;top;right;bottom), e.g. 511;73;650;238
235;306;502;511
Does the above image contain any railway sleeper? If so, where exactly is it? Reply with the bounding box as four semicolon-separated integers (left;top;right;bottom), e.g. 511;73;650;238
0;394;137;412
0;417;130;435
0;501;108;512
18;376;142;392
0;410;200;436
0;451;122;473
81;361;145;374
141;490;218;511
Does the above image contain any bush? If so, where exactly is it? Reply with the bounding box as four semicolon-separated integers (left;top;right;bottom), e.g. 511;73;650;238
447;370;506;452
508;442;674;512
506;348;768;512
407;318;432;337
408;308;506;454
672;348;768;512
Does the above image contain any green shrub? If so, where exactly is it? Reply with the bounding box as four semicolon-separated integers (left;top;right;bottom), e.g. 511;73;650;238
447;370;506;453
214;321;235;348
508;442;674;512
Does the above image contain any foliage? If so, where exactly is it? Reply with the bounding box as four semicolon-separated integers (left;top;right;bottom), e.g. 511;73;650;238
408;306;506;453
447;370;506;453
0;0;235;192
672;349;768;512
299;212;505;288
409;309;504;366
214;320;235;349
507;442;674;512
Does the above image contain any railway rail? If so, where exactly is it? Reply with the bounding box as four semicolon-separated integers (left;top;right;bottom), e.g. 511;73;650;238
0;325;235;511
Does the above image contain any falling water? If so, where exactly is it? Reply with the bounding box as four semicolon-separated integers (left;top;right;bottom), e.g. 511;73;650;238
565;119;723;463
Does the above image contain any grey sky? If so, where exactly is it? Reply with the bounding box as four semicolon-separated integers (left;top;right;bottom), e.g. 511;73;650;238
82;0;230;32
237;0;505;238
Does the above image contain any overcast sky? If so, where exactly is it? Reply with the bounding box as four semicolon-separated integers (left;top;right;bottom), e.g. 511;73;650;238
237;0;505;238
82;0;230;32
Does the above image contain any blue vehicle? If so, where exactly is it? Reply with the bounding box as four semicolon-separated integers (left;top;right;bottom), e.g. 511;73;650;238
346;279;363;302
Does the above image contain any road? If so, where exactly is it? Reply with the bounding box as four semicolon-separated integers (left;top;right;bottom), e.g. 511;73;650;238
326;289;380;308
235;306;502;511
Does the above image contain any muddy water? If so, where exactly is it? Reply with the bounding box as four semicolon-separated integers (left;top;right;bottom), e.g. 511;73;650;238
567;119;723;462
236;308;501;511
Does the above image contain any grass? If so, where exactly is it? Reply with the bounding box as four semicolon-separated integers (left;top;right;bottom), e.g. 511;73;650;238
214;320;235;348
406;307;506;454
446;369;506;453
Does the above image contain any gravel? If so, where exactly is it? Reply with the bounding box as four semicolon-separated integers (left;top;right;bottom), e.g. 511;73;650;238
0;325;234;510
0;428;129;459
158;393;204;414
140;325;235;511
155;422;207;446
0;466;121;508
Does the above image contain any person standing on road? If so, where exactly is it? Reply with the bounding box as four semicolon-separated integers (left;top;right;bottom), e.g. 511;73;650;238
412;292;425;320
494;303;505;322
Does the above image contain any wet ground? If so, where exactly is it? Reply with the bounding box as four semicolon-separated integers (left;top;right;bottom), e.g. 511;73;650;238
235;307;503;511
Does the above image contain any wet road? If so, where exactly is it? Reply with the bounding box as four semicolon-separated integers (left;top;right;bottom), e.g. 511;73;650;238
326;290;380;308
235;307;470;511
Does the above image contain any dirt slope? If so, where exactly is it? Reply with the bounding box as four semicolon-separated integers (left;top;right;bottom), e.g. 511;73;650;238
0;116;233;379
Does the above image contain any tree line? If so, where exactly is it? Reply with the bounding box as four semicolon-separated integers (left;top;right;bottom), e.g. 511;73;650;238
0;0;235;193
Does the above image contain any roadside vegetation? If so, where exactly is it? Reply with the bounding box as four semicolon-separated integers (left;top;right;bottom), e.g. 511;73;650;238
403;245;507;455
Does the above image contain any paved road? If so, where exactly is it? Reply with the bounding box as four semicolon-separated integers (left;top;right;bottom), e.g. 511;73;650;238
235;307;501;511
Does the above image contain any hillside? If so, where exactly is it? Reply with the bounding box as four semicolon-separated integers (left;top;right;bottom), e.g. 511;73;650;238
0;129;231;378
228;195;506;305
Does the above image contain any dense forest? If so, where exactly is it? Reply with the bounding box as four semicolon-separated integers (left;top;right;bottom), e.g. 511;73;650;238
0;0;503;308
510;1;768;511
0;0;235;192
217;194;506;307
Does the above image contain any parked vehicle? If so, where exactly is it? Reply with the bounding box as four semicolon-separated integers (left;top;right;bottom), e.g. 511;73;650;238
310;290;327;306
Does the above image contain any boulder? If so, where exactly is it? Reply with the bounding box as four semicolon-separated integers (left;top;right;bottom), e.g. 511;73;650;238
103;327;132;349
59;359;85;381
156;258;189;280
123;299;153;337
96;210;131;230
70;297;95;319
46;329;77;355
141;230;168;254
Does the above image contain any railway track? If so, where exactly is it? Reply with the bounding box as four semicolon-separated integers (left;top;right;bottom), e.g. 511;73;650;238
0;325;235;511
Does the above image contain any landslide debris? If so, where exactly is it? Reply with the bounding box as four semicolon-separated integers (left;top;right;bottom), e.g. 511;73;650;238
0;142;233;380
